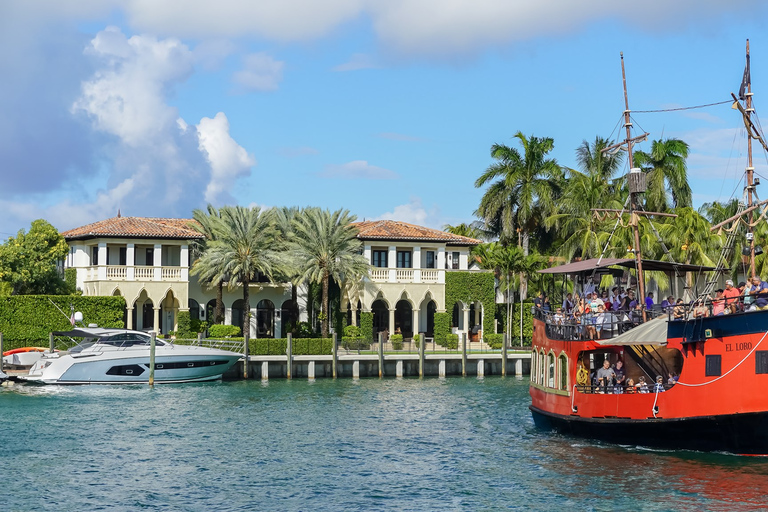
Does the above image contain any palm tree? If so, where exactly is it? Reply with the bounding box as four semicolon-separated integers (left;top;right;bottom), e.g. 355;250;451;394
545;137;624;260
193;206;279;377
189;205;225;324
444;221;487;241
475;132;563;254
633;138;691;212
287;208;370;338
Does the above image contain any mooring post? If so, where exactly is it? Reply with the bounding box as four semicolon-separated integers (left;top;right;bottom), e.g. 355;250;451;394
501;332;508;377
0;332;4;373
49;332;54;354
286;333;293;380
197;332;202;347
149;332;156;386
462;332;467;377
419;332;425;378
332;332;338;379
378;331;384;378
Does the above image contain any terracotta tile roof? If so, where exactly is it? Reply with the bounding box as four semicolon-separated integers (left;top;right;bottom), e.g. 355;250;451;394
352;220;481;245
61;217;204;241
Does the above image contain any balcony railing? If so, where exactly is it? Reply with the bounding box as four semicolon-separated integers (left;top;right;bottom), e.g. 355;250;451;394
84;265;185;282
368;268;443;284
421;270;439;283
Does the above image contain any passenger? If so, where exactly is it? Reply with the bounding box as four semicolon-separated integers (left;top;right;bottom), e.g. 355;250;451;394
630;302;644;326
612;288;622;311
743;279;755;310
626;378;635;394
627;290;638;309
660;295;675;312
562;293;574;315
711;289;725;316
747;276;768;310
645;292;654;311
754;298;768;311
723;280;741;309
594;305;606;340
553;308;565;325
542;296;551;312
673;299;685;320
653;375;666;393
693;301;709;318
596;359;616;393
667;372;677;386
636;376;649;393
614;360;626;394
534;291;544;309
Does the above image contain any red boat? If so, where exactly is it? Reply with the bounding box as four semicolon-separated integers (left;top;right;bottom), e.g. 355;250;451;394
530;43;768;455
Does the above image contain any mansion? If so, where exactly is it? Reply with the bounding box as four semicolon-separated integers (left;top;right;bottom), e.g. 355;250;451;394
62;216;489;340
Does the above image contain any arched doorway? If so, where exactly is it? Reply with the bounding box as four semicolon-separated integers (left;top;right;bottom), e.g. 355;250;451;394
189;299;200;322
395;300;413;338
452;302;462;330
281;299;299;337
206;299;216;324
141;301;154;331
256;299;275;338
231;299;245;335
426;300;436;337
372;299;389;338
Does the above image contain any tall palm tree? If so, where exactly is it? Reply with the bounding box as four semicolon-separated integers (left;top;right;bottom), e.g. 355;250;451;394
546;137;624;260
288;208;369;338
193;206;279;377
475;132;563;254
189;205;225;324
633;138;691;212
444;221;487;241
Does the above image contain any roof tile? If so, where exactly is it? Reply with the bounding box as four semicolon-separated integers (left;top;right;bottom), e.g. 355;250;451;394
61;217;204;240
352;220;481;245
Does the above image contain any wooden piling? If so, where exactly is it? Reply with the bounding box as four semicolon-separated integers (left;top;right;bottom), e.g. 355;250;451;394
461;332;467;377
286;333;293;380
378;331;384;378
501;332;508;377
0;332;4;373
49;332;54;354
418;332;425;378
149;332;156;386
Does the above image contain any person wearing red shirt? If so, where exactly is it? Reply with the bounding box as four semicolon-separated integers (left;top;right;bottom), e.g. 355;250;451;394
722;280;741;309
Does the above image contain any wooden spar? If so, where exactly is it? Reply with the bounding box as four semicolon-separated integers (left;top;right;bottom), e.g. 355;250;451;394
591;208;678;218
620;52;647;320
746;39;756;277
731;93;768;153
601;133;650;154
709;198;768;232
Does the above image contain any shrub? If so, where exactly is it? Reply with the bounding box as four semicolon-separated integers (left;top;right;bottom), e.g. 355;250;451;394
413;333;420;349
433;312;450;345
360;312;374;342
484;333;504;350
176;310;192;338
445;333;459;350
208;324;241;338
342;337;370;351
343;325;361;338
249;337;333;355
390;334;403;350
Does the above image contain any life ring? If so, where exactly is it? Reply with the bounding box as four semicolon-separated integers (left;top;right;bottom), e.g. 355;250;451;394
576;365;590;386
2;347;49;357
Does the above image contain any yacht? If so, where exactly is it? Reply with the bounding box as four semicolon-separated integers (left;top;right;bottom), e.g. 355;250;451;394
21;327;242;384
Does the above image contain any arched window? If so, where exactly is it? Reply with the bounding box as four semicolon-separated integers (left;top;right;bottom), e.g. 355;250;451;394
548;353;555;388
188;299;200;321
231;299;245;334
559;354;568;391
539;350;546;385
256;299;275;338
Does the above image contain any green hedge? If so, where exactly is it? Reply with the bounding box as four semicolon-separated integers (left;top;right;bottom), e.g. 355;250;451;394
445;333;459;350
484;333;504;349
208;324;241;338
250;337;333;355
445;271;495;335
360;312;373;342
65;268;77;293
390;334;403;350
434;312;450;344
0;295;125;347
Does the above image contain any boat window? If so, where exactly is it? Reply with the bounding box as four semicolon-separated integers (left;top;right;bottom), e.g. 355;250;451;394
100;332;156;347
539;351;546;385
548;354;555;388
756;351;768;374
559;354;568;391
530;351;537;384
705;355;722;377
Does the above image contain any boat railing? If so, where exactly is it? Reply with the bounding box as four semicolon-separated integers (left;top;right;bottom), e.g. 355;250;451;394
576;383;674;394
533;306;668;341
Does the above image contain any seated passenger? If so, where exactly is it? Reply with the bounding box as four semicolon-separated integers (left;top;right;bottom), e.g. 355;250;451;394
635;376;649;393
553;308;565;325
723;280;741;309
653;375;666;393
693;301;708;318
596;359;615;393
626;378;635;393
673;299;685;320
711;289;725;316
667;372;677;386
754;298;768;311
613;360;626;394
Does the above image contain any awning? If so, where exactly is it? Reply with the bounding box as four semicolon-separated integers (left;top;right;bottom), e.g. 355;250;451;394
596;316;670;346
538;257;718;276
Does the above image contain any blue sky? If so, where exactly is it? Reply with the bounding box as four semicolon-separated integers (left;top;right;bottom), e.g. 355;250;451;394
2;1;768;241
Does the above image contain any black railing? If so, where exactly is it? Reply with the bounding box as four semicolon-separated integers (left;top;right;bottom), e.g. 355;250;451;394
577;383;674;394
534;307;667;341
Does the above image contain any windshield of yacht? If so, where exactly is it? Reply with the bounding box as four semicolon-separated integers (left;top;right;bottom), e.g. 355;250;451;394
97;332;166;347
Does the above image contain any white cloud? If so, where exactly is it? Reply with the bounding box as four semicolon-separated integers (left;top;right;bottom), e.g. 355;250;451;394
373;197;442;229
232;52;284;92
333;53;378;71
321;160;398;179
197;112;256;204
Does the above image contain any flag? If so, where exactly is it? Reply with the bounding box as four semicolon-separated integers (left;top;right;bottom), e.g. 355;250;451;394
739;54;751;101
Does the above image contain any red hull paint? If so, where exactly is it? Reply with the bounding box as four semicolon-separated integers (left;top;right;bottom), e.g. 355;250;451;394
530;317;768;423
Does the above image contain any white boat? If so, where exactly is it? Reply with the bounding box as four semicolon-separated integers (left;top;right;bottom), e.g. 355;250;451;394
21;327;242;384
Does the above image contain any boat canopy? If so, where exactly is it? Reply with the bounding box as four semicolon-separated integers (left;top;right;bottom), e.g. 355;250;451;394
596;316;669;346
537;257;718;276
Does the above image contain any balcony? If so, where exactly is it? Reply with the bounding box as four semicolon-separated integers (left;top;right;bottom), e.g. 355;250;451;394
84;265;185;282
368;268;444;284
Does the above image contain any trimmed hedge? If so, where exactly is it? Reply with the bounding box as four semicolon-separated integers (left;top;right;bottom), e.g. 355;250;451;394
360;312;373;342
0;295;125;347
390;334;403;350
445;271;495;336
445;333;459;350
251;337;333;355
484;333;504;349
434;312;450;345
208;324;241;338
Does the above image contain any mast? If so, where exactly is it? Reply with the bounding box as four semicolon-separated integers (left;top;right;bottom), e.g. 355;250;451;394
745;39;756;277
621;53;647;314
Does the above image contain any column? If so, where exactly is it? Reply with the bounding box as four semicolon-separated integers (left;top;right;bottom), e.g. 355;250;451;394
97;242;107;280
153;307;161;334
127;243;135;281
413;246;421;283
153;244;162;281
126;305;134;330
388;245;397;282
389;307;395;335
463;307;470;336
412;308;420;339
437;247;446;284
180;244;189;281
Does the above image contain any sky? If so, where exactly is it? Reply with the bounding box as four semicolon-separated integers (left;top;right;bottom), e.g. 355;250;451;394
2;1;768;241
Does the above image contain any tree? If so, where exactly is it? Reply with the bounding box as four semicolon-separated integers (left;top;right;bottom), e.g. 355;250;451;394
545;137;624;260
443;221;487;241
189;205;225;324
287;208;369;338
475;132;562;254
634;138;691;212
192;206;279;377
0;219;70;295
475;131;562;298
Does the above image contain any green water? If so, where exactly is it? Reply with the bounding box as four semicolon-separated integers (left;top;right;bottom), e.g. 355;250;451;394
1;377;767;511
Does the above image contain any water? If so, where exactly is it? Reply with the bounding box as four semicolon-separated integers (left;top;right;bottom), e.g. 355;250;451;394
2;377;768;512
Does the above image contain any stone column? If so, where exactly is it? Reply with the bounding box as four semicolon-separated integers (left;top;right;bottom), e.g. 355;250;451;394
389;307;396;335
153;244;162;281
153;307;161;334
127;243;135;281
126;305;134;330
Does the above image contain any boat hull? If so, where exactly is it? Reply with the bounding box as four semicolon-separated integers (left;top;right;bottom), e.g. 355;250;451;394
530;404;768;455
